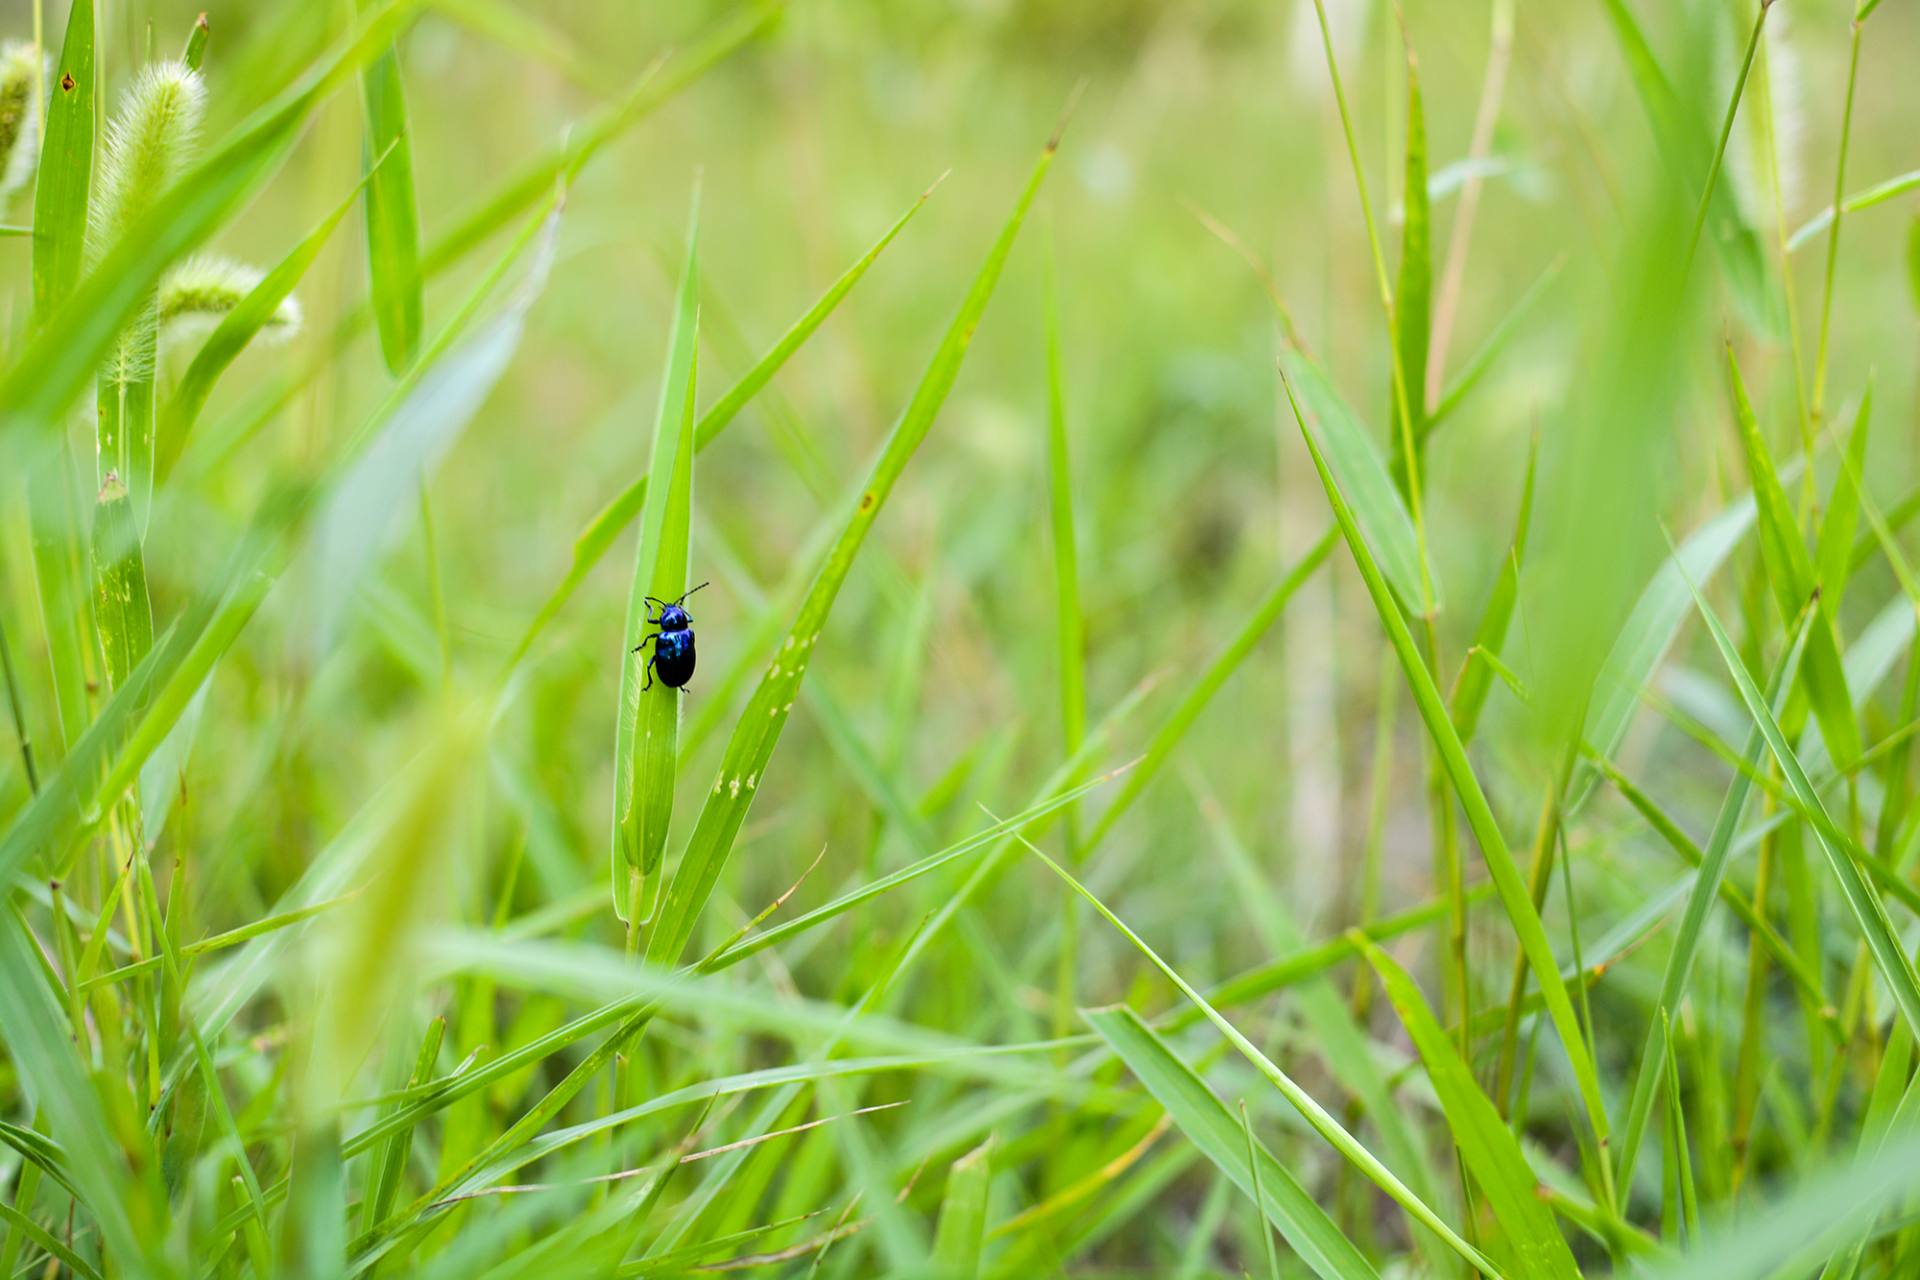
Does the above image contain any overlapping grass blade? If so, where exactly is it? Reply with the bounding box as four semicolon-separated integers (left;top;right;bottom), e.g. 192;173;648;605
0;0;424;440
1280;351;1431;612
1450;433;1536;743
1683;562;1920;1040
1034;847;1491;1275
1086;1007;1381;1280
1391;34;1431;475
1611;602;1812;1187
1726;346;1859;766
159;158;381;480
1359;938;1580;1278
644;124;1060;967
615;192;699;925
1283;366;1612;1169
931;1137;993;1277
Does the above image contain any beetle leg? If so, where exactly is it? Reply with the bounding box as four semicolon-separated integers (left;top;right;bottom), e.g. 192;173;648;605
632;632;656;655
641;655;656;692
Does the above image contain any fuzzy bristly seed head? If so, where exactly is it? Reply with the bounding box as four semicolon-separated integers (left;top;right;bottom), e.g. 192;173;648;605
0;42;45;200
92;60;207;255
159;254;303;346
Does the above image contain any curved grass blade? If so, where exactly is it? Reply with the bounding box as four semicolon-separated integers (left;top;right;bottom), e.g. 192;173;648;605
356;0;424;374
1360;938;1580;1278
1086;1008;1379;1280
614;193;699;926
1787;168;1920;253
159;157;382;482
1283;365;1612;1165
644;124;1061;967
505;180;936;673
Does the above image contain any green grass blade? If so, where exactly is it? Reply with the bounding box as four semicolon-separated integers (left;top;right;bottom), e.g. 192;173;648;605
1450;433;1536;743
504;182;933;673
1283;366;1611;1161
30;0;93;326
1192;779;1453;1275
1360;937;1581;1279
615;192;700;926
1682;560;1920;1041
359;2;426;376
421;1;778;279
1392;35;1431;469
931;1136;993;1277
1281;351;1434;612
23;0;100;755
0;922;157;1272
1726;345;1860;766
644;124;1059;967
159;160;378;482
1043;225;1086;790
1082;529;1332;854
1085;1007;1381;1280
1048;846;1493;1276
1813;385;1871;613
356;1;424;373
1611;609;1808;1186
1426;257;1561;434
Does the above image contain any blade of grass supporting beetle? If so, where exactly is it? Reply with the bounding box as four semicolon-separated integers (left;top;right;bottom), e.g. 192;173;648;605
1283;366;1614;1181
1682;561;1920;1041
504;180;936;672
1040;841;1493;1274
644;122;1060;969
1612;608;1811;1187
1726;346;1860;766
356;0;425;373
931;1136;993;1278
616;188;699;928
1359;938;1581;1278
159;160;380;481
1085;1008;1380;1280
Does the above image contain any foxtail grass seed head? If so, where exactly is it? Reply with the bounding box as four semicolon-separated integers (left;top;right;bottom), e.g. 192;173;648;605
159;254;302;347
92;60;206;257
0;41;44;201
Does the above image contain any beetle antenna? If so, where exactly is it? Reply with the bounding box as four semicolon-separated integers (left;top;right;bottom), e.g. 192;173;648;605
676;582;710;605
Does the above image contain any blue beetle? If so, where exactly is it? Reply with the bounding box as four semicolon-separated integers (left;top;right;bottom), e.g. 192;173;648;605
634;582;708;691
